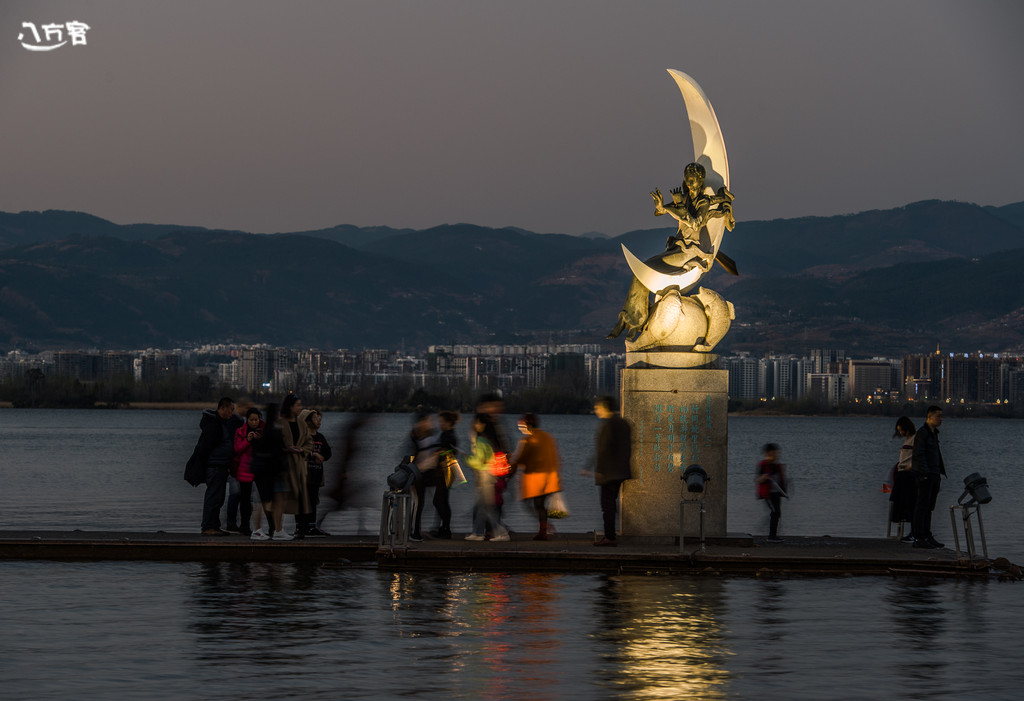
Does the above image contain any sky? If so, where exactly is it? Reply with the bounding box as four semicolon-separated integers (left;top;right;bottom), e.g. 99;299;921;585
2;0;1022;236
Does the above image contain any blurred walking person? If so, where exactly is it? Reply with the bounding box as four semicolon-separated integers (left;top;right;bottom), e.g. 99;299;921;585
756;442;787;542
249;403;285;541
465;413;510;542
427;410;459;539
477;392;513;529
509;413;562;541
319;414;373;534
407;409;440;542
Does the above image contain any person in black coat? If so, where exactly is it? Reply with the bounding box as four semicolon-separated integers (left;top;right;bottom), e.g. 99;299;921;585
911;405;946;549
196;397;244;535
426;410;458;539
298;409;332;537
592;396;633;547
407;409;439;542
250;403;286;539
756;443;787;541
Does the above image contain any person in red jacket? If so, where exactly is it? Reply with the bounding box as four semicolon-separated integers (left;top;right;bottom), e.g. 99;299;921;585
232;407;264;537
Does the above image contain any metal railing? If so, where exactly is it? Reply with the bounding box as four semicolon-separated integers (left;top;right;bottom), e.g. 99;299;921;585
378;490;413;551
949;502;988;560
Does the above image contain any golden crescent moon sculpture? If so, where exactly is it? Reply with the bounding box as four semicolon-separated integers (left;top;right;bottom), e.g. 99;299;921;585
621;70;731;295
608;70;737;354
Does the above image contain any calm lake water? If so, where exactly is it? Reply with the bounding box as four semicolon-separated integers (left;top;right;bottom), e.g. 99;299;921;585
1;410;1023;699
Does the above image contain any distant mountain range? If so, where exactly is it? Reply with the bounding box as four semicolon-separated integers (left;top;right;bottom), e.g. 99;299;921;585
1;199;1023;355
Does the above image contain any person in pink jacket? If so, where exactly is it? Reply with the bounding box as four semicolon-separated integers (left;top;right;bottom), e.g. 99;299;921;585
232;407;265;537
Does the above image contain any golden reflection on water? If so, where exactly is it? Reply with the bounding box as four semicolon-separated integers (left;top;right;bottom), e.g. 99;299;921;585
384;571;733;699
599;576;731;699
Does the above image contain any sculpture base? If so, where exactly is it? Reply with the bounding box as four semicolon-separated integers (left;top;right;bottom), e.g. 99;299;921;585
626;351;718;369
620;366;728;538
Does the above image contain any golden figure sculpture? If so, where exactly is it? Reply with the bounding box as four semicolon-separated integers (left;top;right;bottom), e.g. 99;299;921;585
652;162;735;274
608;162;736;343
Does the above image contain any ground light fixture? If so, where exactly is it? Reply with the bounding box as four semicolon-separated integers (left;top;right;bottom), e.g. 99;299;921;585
386;457;421;491
958;472;992;507
682;464;708;493
951;472;992;559
680;464;709;553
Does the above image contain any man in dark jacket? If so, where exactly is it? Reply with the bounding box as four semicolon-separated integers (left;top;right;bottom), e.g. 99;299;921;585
593;395;633;547
196;397;243;535
911;405;946;549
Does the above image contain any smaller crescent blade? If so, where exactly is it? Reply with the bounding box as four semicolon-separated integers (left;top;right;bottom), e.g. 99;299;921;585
622;244;701;295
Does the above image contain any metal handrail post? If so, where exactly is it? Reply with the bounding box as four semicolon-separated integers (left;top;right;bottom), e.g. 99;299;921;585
379;491;391;549
679;498;706;554
949;505;962;556
379;490;412;552
975;504;988;559
949;503;989;561
963;505;977;560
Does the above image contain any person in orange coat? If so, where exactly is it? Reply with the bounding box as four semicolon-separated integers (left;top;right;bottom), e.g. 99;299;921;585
509;413;563;541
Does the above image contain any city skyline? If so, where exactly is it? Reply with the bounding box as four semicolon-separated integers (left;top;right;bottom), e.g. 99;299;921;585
3;1;1022;237
6;342;1022;407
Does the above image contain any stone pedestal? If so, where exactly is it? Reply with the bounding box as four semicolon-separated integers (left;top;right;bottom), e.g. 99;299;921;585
620;364;728;539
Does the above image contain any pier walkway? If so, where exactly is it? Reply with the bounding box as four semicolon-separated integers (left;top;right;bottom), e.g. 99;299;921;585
2;530;1019;579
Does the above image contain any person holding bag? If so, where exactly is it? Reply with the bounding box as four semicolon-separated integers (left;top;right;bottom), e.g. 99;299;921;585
509;413;563;541
406;409;440;542
427;411;463;538
464;413;510;542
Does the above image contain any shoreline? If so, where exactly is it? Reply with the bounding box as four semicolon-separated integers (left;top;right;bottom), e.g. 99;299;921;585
0;401;1018;419
0;530;1018;579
